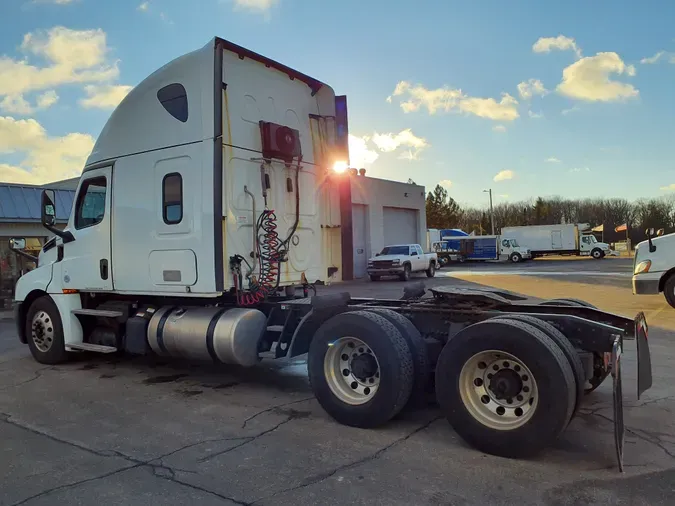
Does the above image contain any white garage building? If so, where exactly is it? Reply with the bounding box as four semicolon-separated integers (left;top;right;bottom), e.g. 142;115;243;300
348;172;426;279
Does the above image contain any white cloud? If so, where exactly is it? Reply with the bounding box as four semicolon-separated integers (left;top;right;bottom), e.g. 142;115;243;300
557;52;638;102
370;128;429;161
0;27;119;98
517;79;548;100
492;125;506;133
348;134;379;168
660;184;675;191
641;51;665;64
533;35;582;58
138;1;150;11
390;81;519;121
640;51;675;65
561;105;580;115
79;84;132;109
232;0;279;13
36;90;59;108
494;170;514;182
546;157;561;163
0;90;59;115
569;167;590;173
528;110;544;119
0;115;94;184
438;179;453;188
371;129;428;152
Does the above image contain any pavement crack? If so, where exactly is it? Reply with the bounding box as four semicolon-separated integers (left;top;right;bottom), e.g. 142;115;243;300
0;366;52;391
250;415;442;504
199;416;295;463
241;397;313;429
0;411;139;463
153;471;250;505
589;411;675;460
150;435;253;464
9;464;141;506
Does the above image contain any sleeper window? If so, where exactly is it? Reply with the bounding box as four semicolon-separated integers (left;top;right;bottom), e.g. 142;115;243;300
163;173;183;224
75;177;107;230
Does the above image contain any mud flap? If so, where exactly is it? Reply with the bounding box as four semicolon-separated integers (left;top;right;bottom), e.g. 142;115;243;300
611;336;624;472
634;312;652;399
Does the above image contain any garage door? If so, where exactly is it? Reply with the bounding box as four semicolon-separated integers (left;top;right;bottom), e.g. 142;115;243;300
383;207;418;247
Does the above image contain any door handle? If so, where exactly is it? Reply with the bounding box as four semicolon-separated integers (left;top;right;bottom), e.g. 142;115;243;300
100;259;109;280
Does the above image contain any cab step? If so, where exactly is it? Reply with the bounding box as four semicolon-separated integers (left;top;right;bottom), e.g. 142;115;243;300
66;343;118;353
71;309;124;318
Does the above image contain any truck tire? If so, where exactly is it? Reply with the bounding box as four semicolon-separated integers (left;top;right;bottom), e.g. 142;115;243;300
367;308;430;407
426;262;436;278
489;315;584;424
591;248;604;259
369;275;380;282
510;252;522;263
663;274;675;308
307;310;414;428
400;263;411;281
25;296;69;365
435;319;576;458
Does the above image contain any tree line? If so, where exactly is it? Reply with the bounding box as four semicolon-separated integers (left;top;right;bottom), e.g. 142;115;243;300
425;184;674;245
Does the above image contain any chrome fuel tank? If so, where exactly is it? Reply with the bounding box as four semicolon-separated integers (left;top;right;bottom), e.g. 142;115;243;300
147;306;267;367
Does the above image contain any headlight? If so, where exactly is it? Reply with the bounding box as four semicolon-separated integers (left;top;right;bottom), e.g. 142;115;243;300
634;260;651;275
392;259;400;265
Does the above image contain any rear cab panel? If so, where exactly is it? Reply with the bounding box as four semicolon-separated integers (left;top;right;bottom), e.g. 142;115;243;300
219;41;341;290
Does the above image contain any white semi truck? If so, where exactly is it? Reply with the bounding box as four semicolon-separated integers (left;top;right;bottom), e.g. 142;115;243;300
7;37;652;471
501;224;611;259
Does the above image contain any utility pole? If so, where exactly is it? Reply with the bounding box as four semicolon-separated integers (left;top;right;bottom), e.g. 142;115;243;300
483;189;495;235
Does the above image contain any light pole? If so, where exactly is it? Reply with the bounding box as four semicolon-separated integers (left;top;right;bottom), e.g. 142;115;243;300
483;189;495;235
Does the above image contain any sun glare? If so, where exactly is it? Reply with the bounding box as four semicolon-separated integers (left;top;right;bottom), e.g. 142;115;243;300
332;161;348;173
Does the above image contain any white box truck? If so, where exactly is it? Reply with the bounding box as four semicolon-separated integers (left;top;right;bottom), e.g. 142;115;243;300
501;224;611;259
6;36;652;470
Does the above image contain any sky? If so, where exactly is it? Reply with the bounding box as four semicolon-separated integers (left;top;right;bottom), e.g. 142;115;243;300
0;0;674;207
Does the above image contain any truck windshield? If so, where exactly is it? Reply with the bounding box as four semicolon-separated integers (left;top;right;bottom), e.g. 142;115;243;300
380;246;410;255
510;239;519;247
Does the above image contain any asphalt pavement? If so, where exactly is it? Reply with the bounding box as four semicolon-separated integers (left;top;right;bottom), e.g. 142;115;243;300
2;258;675;505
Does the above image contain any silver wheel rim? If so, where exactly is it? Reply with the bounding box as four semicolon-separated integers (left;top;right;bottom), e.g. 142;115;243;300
324;337;380;405
31;310;55;353
459;350;538;430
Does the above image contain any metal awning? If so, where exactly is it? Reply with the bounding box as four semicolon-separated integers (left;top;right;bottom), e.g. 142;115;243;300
0;184;74;223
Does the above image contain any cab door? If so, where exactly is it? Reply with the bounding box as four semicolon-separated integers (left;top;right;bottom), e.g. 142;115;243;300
579;235;592;253
59;167;113;291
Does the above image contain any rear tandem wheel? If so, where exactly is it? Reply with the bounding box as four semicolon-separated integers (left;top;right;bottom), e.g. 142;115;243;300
435;318;577;458
307;310;415;428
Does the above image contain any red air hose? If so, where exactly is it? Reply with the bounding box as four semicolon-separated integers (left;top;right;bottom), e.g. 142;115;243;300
236;209;281;306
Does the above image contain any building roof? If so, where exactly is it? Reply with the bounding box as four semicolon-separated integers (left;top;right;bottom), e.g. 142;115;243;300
0;184;74;223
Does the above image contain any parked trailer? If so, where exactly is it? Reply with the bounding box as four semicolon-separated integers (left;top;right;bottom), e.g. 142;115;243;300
501;224;611;259
457;235;532;263
8;37;652;472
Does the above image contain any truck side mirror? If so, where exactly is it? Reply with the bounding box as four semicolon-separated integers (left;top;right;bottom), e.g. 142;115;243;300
9;237;26;251
646;228;656;253
41;189;56;227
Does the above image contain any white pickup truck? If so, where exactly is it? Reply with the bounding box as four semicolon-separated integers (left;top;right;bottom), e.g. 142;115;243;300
367;244;438;281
